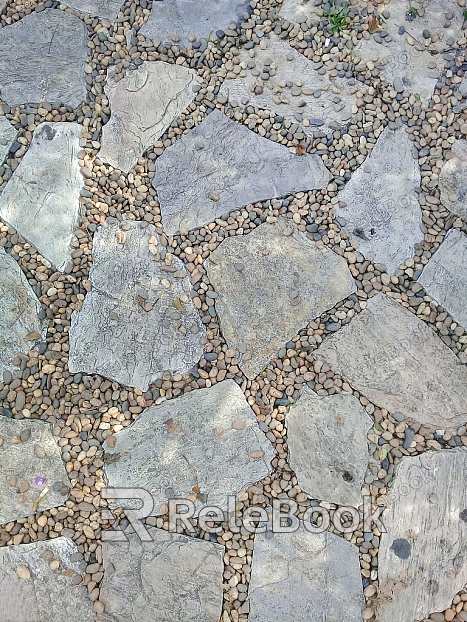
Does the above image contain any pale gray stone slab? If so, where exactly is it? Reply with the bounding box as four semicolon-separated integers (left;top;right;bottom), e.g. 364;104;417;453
0;117;16;164
249;529;365;622
279;0;319;23
99;527;224;622
0;537;93;622
0;418;70;524
418;229;467;329
205;218;355;379
439;139;467;219
287;388;372;507
314;292;467;432
336;126;422;274
153;110;332;236
0;10;87;108
0;247;42;377
99;62;196;173
0;122;83;272
375;448;467;622
63;0;122;20
68;218;205;391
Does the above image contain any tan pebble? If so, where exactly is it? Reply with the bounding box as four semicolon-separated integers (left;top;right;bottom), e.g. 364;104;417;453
209;193;220;201
34;444;46;459
232;420;246;430
19;480;30;494
62;568;74;577
37;515;47;527
249;450;264;459
94;601;105;614
363;584;377;598
16;565;31;580
214;428;223;436
362;607;375;620
11;435;21;444
117;231;126;243
49;560;60;571
461;124;467;135
7;476;17;487
42;364;55;374
106;435;116;448
25;331;41;341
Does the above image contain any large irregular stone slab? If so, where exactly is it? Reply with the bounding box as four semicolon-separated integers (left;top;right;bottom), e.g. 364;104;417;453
314;292;467;432
287;388;372;507
0;418;70;524
0;247;42;377
439;139;467;219
419;229;467;329
205;218;355;379
0;537;94;622
0;10;87;108
103;380;274;514
63;0;122;21
249;529;364;622
0;122;83;271
99;62;196;173
336;126;422;274
68;218;205;391
375;448;467;622
0;116;16;164
279;0;319;23
153;110;332;235
99;527;223;622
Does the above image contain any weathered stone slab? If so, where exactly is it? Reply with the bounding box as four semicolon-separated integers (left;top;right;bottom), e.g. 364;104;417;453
439;139;467;219
0;537;93;622
63;0;122;21
249;529;364;622
68;218;205;391
419;229;467;329
0;418;70;524
99;62;196;173
99;527;224;622
0;10;87;108
279;0;319;23
153;110;332;235
205;218;355;379
0;247;42;377
375;448;467;622
336;126;422;274
0;116;16;164
0;123;82;272
103;380;274;514
287;388;372;507
314;292;467;432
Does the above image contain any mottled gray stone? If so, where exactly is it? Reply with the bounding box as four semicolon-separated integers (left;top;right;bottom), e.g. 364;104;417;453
0;122;82;271
99;528;223;622
336;126;422;274
0;418;70;524
0;247;42;377
439;139;467;219
0;537;93;622
63;0;122;20
104;380;274;515
205;218;355;379
287;388;372;506
68;218;205;391
279;0;319;23
0;0;7;13
419;229;467;329
314;293;467;432
0;117;16;164
0;10;87;108
249;529;364;622
375;448;467;622
153;110;332;235
99;62;196;173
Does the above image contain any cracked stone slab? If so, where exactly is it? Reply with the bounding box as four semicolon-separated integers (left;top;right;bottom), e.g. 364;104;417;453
0;123;83;272
0;10;87;108
63;0;122;21
249;529;364;622
314;292;467;432
98;527;224;622
375;448;467;622
103;380;274;514
418;229;467;330
0;537;93;622
0;247;42;378
287;388;372;507
153;110;332;235
279;0;320;23
336;126;422;274
68;218;205;391
439;139;467;219
0;117;16;164
0;418;70;524
205;218;355;379
99;62;196;173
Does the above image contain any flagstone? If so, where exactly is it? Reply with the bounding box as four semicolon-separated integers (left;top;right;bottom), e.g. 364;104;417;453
439;139;467;219
0;116;16;164
64;0;122;21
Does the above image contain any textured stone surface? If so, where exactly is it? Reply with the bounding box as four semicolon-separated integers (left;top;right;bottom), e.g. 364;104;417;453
64;0;122;20
0;537;93;622
153;110;331;235
249;529;364;622
69;218;205;391
0;418;70;523
0;122;82;271
99;527;224;622
100;62;196;173
205;218;355;379
336;126;422;273
0;116;16;164
314;292;467;431
439;139;467;219
375;448;467;622
287;388;372;506
0;10;87;108
419;229;467;329
279;0;319;23
0;247;42;377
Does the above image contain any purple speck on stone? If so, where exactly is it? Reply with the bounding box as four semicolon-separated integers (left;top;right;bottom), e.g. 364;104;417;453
35;476;47;486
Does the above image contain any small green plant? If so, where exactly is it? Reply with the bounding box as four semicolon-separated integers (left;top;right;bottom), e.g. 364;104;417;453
408;6;418;16
414;93;421;101
463;9;467;21
323;2;350;34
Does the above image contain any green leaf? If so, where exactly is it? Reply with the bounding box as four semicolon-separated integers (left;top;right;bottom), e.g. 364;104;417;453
378;447;387;461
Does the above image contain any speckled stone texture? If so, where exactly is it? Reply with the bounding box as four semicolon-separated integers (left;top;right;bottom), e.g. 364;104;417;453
439;139;467;219
63;0;123;21
0;116;16;164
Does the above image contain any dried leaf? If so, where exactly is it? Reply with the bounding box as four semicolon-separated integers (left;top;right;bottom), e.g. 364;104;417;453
295;145;306;155
25;331;41;341
368;15;381;33
192;484;200;494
